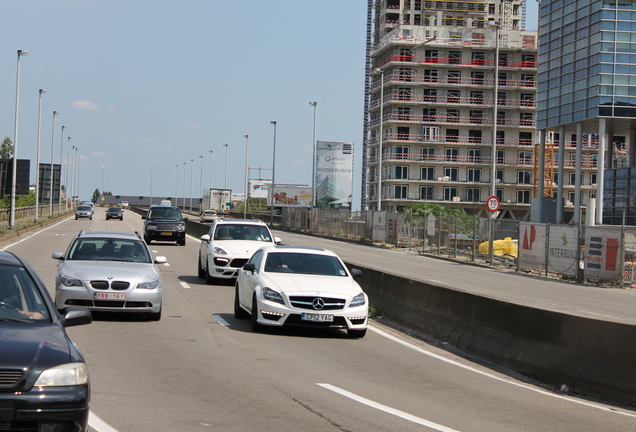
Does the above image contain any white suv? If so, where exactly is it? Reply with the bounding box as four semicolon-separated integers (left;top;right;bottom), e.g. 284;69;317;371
198;219;280;284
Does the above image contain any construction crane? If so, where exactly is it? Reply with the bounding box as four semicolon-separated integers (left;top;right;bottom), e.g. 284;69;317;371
534;131;554;197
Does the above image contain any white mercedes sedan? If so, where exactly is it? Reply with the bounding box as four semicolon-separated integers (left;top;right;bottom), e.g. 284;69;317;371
234;245;368;338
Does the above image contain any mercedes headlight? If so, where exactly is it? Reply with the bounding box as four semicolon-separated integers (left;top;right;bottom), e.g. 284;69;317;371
262;287;284;305
350;292;366;307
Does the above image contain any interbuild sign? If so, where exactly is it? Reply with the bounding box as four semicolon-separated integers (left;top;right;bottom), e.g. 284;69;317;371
315;141;353;208
518;223;578;276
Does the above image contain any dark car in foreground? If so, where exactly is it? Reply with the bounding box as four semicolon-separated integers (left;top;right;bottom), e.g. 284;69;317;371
0;250;92;432
142;205;188;245
105;207;124;220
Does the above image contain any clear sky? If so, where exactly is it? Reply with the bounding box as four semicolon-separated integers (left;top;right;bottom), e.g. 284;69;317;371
1;0;538;209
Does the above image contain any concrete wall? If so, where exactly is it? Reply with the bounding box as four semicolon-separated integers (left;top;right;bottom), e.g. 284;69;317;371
353;265;636;407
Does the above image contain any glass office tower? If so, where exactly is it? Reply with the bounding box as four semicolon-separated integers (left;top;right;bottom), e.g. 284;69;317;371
537;0;636;224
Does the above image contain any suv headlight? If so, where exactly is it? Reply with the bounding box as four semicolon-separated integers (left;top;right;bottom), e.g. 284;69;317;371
137;276;160;289
213;246;227;255
262;287;284;305
34;362;89;387
175;224;185;232
350;292;366;307
60;273;83;287
147;224;157;231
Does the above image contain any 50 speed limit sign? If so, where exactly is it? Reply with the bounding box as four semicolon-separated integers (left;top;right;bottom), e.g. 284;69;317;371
486;195;500;212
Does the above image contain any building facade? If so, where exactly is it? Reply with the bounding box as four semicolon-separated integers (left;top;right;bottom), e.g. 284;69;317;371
363;0;538;218
537;0;636;225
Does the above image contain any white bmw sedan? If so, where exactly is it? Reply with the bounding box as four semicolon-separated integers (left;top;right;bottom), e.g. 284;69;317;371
234;245;368;338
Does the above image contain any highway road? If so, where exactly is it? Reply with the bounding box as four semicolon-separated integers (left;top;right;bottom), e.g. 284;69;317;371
3;207;636;432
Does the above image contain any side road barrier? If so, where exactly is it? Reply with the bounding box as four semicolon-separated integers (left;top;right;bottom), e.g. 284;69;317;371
351;263;636;407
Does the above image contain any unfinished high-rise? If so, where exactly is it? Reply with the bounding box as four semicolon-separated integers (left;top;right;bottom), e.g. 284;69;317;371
362;0;539;219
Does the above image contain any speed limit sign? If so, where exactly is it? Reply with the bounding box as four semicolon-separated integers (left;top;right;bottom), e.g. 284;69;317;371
486;195;500;212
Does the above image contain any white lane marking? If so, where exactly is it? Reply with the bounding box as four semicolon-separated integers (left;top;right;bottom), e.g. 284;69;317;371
1;218;72;250
179;281;190;289
89;411;119;432
370;325;636;418
318;383;462;431
212;314;231;326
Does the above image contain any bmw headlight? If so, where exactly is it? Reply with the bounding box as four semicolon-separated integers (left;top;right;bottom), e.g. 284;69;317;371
262;287;284;305
34;362;89;387
350;292;366;307
137;276;160;289
213;246;227;255
60;273;83;287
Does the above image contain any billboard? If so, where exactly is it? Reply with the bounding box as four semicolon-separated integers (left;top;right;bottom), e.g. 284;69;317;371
315;141;353;209
249;180;271;199
271;185;312;207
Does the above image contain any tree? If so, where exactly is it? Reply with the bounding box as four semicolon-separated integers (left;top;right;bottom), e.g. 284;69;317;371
0;136;13;159
91;189;101;203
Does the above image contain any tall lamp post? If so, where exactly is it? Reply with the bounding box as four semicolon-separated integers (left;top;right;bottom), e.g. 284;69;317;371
374;69;384;211
10;49;28;229
199;155;204;210
58;125;66;214
65;137;72;208
487;18;501;265
208;150;214;190
71;146;77;207
189;159;194;211
182;162;186;209
309;102;317;207
35;89;46;222
175;164;179;204
243;135;249;219
270;121;277;224
49;111;59;217
77;155;83;202
223;144;229;189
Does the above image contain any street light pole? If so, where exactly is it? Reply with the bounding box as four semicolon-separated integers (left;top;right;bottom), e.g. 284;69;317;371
10;49;27;229
77;155;83;202
71;146;76;208
35;89;46;222
175;164;179;204
189;159;194;211
488;17;501;265
208;150;213;191
199;155;203;211
182;162;186;209
223;144;229;189
243;135;249;219
58;125;66;214
309;102;317;207
49;111;59;217
65;137;72;209
374;69;384;211
270;121;277;224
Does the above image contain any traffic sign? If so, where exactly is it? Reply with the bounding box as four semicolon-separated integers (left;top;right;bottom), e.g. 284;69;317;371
486;195;500;212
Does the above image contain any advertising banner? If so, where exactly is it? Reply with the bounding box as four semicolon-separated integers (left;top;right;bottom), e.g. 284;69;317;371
584;227;622;281
548;226;578;276
249;180;271;199
519;222;546;270
270;185;312;207
315;141;353;209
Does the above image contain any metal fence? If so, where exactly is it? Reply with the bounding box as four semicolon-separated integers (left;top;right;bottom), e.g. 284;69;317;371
276;207;634;287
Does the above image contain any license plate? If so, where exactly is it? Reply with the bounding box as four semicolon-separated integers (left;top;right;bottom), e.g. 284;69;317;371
301;313;334;322
93;292;125;300
160;232;173;236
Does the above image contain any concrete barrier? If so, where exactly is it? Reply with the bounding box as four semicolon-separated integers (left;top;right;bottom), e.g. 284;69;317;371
351;263;636;406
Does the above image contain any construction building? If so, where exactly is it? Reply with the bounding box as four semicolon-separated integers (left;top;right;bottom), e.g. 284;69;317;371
362;0;539;219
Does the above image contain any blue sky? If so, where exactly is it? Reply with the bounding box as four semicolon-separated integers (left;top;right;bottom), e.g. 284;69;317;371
1;1;538;209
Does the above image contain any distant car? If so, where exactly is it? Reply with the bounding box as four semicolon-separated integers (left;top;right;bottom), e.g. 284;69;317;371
117;201;129;208
105;207;124;220
198;219;280;284
200;209;218;223
52;230;166;320
142;205;188;245
0;250;93;432
235;245;368;338
75;204;93;220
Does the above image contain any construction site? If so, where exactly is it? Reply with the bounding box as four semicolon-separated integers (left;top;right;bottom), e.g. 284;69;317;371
361;0;604;221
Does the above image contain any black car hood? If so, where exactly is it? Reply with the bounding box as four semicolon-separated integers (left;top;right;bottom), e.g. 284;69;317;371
0;321;74;372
